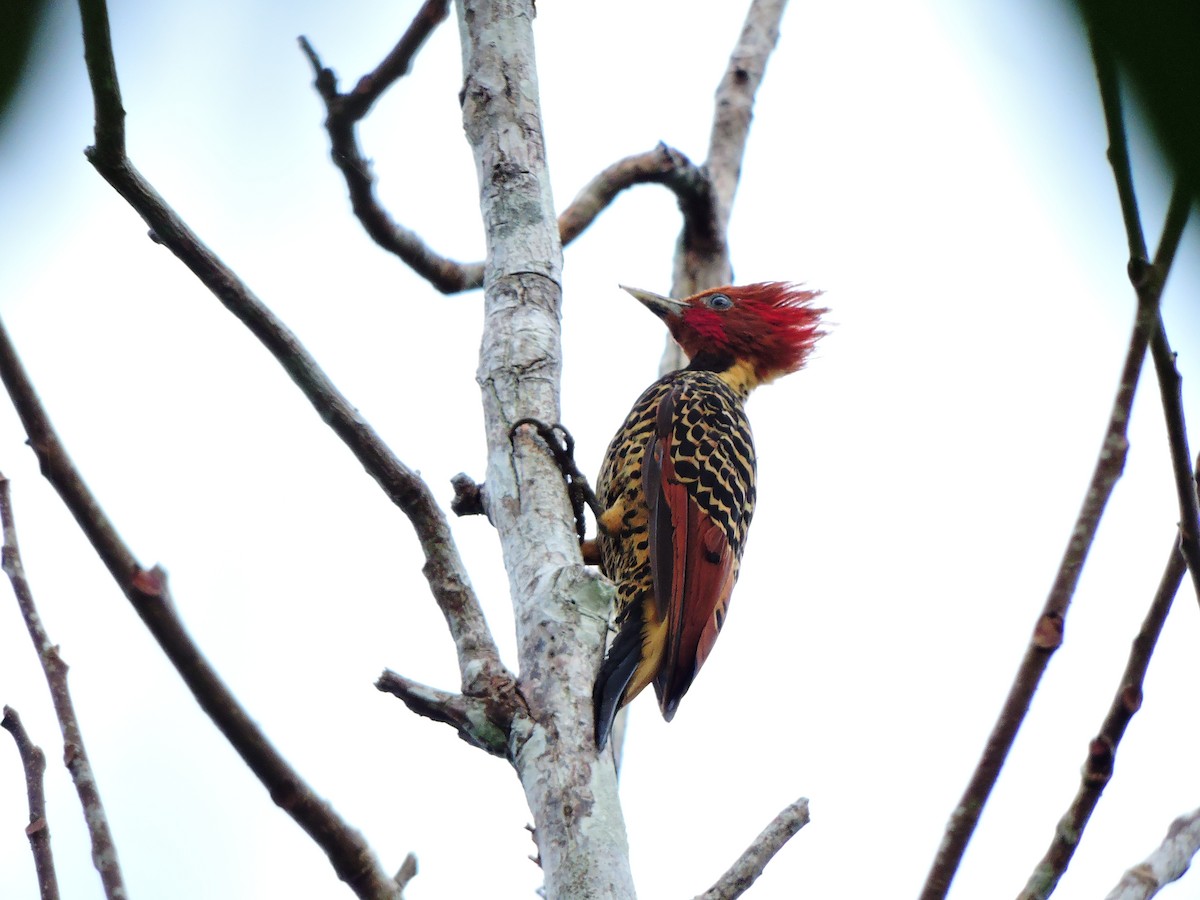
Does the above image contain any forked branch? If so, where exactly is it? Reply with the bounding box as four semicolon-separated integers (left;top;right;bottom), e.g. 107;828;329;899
299;1;480;295
76;0;508;699
0;317;402;900
1007;42;1200;898
302;22;719;298
917;126;1190;900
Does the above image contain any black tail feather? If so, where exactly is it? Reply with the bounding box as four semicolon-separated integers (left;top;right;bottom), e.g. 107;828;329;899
594;625;642;750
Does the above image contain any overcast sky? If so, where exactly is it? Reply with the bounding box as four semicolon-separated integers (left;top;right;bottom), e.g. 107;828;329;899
2;2;1199;899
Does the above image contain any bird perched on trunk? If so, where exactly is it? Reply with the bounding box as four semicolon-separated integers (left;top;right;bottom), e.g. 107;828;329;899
593;282;825;750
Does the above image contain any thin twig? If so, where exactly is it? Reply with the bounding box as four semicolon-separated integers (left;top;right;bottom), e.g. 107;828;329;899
917;173;1189;900
2;706;61;900
1149;309;1200;601
0;477;123;899
0;319;402;900
693;797;810;900
75;0;507;698
1019;542;1188;899
1104;806;1200;900
1093;34;1148;264
340;0;450;119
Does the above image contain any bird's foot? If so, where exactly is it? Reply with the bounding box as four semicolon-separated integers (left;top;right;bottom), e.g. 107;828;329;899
510;418;604;544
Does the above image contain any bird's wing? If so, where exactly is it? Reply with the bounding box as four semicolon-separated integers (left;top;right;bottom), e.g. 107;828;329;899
646;381;747;721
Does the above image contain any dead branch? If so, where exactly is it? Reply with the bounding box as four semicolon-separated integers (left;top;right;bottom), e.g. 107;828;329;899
303;22;721;298
1147;256;1200;598
299;1;481;295
1008;45;1200;897
0;315;403;900
449;472;487;518
1093;41;1200;597
917;161;1190;900
665;0;789;373
0;476;123;900
558;143;714;247
337;0;450;119
693;797;810;900
394;852;418;895
376;670;514;757
1;706;61;900
1105;806;1200;900
1018;543;1188;898
302;5;719;297
76;0;508;698
684;0;788;285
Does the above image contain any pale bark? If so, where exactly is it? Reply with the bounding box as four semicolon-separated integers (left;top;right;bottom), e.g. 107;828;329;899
1105;806;1200;900
457;1;634;897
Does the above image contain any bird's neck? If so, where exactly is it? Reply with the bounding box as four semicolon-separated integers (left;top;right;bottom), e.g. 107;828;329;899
687;352;763;398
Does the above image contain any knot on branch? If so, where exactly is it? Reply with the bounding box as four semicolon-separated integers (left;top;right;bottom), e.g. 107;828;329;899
450;473;488;519
1083;736;1115;785
1032;611;1064;650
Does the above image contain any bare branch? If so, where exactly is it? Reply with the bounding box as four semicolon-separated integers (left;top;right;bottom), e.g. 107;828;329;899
1018;542;1188;899
1093;35;1148;264
394;852;418;895
559;143;714;247
299;5;483;295
666;0;789;374
1105;806;1200;900
303;25;718;296
917;172;1187;900
693;797;810;900
0;476;123;899
301;12;725;299
74;0;507;696
1093;40;1200;598
706;0;787;236
1147;233;1200;603
376;670;517;757
2;706;61;900
339;0;450;119
0;318;404;900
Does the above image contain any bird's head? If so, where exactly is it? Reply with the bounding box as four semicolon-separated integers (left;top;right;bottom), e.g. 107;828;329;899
620;282;826;384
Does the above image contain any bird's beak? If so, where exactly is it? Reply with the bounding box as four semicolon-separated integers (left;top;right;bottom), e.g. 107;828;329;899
620;285;689;320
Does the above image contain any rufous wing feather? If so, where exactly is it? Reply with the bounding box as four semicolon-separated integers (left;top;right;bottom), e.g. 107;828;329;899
646;387;738;722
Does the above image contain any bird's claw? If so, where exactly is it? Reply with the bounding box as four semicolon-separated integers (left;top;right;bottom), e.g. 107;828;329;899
510;418;603;543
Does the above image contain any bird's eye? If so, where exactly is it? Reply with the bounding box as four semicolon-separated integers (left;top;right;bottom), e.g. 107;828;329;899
705;293;733;310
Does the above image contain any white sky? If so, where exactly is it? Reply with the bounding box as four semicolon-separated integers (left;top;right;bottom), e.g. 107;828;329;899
2;1;1199;898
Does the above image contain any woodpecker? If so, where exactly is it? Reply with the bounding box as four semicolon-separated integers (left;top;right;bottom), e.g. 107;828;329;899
593;282;825;749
